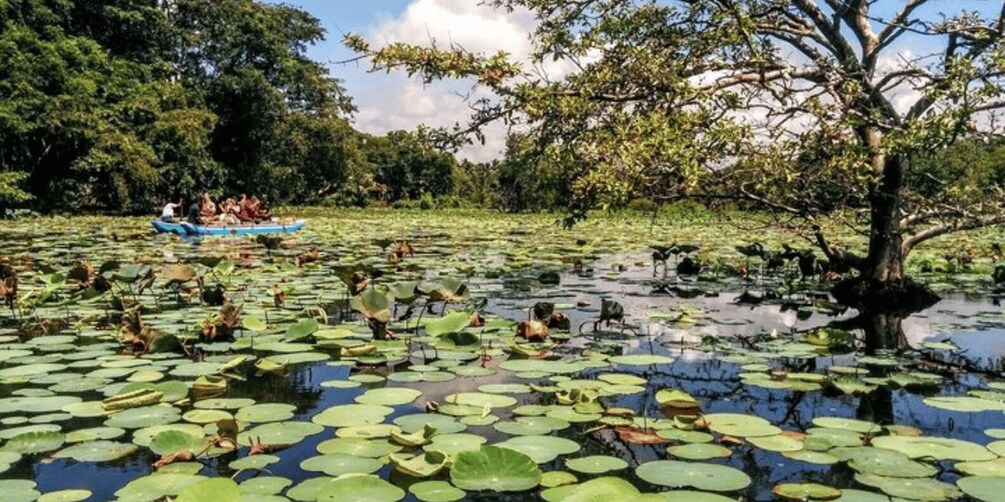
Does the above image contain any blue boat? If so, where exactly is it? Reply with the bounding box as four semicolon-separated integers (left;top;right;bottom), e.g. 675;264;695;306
151;219;306;236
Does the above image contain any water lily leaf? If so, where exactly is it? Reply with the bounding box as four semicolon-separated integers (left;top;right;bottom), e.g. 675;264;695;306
668;443;733;460
773;483;842;501
36;489;92;502
541;471;579;488
313;404;394;428
608;354;674;365
871;436;996;462
408;480;465;502
2;431;65;454
53;440;138;462
450;445;542;492
393;413;466;434
315;474;405;502
242;316;267;332
812;417;880;434
149;431;208;456
300;453;383;476
389;450;449;477
239;476;292;495
234;403;295;423
957;458;1005;476
495;435;581;463
833;446;938;478
635;460;751;491
355;388;422;406
748;434;804;452
855;473;962;501
351;289;392;323
923;396;1005;413
0;480;40;502
426;433;486;457
957;476;1005;502
284;319;318;342
566;455;628;474
114;473;207;501
702;413;781;437
236;421;323;446
176;478;240;502
425;311;473;336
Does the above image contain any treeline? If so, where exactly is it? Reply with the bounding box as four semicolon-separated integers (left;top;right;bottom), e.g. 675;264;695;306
0;0;565;214
4;1;1004;216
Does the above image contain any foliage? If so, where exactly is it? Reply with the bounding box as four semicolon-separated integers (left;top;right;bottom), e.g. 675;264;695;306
349;0;1005;290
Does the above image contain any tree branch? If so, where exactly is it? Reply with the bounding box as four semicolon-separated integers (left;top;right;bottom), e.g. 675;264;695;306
902;214;1005;256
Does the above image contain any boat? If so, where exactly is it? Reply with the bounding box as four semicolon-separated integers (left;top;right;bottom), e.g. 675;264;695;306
151;219;306;236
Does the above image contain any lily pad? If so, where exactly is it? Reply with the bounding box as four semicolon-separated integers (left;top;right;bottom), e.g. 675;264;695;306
450;445;542;492
566;455;628;473
636;460;751;492
496;435;581;463
408;480;465;502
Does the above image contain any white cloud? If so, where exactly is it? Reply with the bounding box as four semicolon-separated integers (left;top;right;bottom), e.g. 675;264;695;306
346;0;539;162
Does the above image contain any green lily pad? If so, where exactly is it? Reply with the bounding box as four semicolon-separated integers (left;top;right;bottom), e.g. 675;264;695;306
636;460;751;491
812;417;880;434
149;431;208;456
445;392;517;409
833;446;938;478
52;440;138;462
702;413;781;437
36;489;92;502
115;473;207;501
957;476;1005;502
176;478;241;502
0;480;41;502
315;474;405;502
747;434;803;452
667;443;733;460
355;388;423;406
408;480;465;502
566;455;628;473
237;421;323;446
389;450;449;477
871;436;996;462
313;404;393;427
450;445;542;492
317;437;402;457
496;435;580;463
773;483;842;500
855;473;962;501
426;433;486;457
300;453;383;476
3;431;65;454
234;403;295;423
608;354;674;365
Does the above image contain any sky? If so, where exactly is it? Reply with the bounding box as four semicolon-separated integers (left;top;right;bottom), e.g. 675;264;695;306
262;0;537;162
263;1;1005;162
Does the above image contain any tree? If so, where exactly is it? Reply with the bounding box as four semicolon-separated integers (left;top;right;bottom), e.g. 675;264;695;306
0;0;357;212
348;0;1005;310
362;131;457;202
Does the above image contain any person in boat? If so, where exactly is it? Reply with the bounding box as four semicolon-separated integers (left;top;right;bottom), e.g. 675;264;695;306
219;197;241;225
199;194;217;224
238;195;255;222
187;198;202;225
257;199;274;222
161;198;182;223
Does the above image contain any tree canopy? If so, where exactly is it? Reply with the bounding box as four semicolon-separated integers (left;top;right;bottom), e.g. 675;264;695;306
0;0;367;212
350;0;1005;307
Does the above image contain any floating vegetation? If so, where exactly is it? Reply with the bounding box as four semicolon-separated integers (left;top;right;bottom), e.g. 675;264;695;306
0;211;1003;500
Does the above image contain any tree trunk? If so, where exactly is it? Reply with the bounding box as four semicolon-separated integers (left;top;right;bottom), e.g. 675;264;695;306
830;135;940;313
862;152;905;283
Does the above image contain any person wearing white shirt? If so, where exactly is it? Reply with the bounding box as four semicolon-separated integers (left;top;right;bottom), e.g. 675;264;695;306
161;199;182;222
